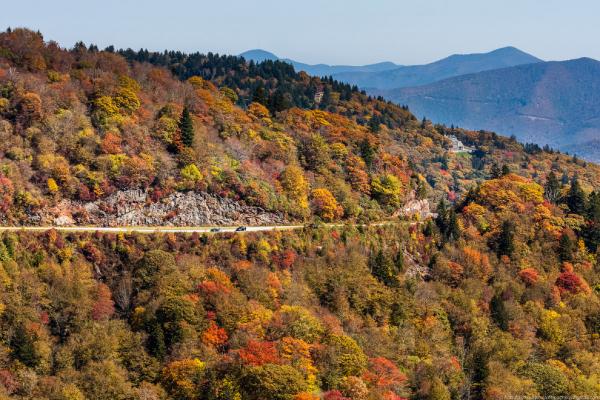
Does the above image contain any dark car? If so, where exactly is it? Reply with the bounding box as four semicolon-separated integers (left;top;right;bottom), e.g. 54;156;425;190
235;226;247;232
210;228;221;232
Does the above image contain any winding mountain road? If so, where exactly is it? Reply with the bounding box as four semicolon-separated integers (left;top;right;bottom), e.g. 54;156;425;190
0;222;400;234
0;225;307;234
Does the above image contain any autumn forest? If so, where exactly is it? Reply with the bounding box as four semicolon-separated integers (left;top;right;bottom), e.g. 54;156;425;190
0;28;599;399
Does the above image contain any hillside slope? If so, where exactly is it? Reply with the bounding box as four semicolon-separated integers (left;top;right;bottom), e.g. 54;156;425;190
1;29;600;400
1;29;599;226
381;58;600;160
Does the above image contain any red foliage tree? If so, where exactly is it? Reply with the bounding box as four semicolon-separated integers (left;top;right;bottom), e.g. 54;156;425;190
323;391;350;400
0;370;18;395
202;320;228;348
555;271;589;294
238;340;280;366
518;268;539;285
92;283;115;321
272;249;297;269
100;132;123;154
363;357;407;390
0;175;14;213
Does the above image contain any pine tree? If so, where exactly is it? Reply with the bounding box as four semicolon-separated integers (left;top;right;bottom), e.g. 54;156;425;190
501;164;510;176
490;163;501;179
359;138;375;168
587;191;600;221
566;176;586;215
435;199;448;233
369;249;399;286
558;232;574;262
544;171;561;204
435;200;460;242
394;249;404;273
179;106;194;147
423;220;434;237
496;220;515;257
416;179;428;200
447;209;461;241
252;84;268;106
269;89;291;112
368;115;381;133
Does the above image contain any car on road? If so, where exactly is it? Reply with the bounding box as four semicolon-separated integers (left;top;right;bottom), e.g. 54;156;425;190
210;228;221;232
235;226;247;232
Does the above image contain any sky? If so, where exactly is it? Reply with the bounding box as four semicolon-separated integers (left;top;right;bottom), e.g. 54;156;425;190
2;0;599;65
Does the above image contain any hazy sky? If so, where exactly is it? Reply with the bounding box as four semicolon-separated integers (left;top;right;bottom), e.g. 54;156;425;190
2;0;598;65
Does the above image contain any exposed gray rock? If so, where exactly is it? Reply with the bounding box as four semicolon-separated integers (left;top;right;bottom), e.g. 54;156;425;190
395;191;437;219
403;251;430;280
53;215;75;226
34;190;286;226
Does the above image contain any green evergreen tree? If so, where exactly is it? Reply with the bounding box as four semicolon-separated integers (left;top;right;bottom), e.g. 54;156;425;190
394;249;404;273
447;209;461;241
179;106;194;147
368;115;381;133
252;84;268;105
544;171;561;204
369;249;399;286
148;322;166;359
584;191;600;251
501;164;510;176
587;191;600;221
416;179;428;200
558;232;574;262
490;163;501;179
496;220;515;257
269;89;292;112
359;138;375;168
423;220;434;237
435;199;449;233
490;293;510;331
435;200;460;242
566;175;586;215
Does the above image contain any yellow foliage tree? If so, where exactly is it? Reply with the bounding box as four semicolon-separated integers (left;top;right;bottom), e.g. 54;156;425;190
180;164;203;188
371;174;402;207
47;178;59;194
280;165;309;210
311;188;342;221
248;102;271;124
161;358;206;400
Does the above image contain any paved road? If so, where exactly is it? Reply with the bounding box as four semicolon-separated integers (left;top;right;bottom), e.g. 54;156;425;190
0;221;405;235
0;225;308;234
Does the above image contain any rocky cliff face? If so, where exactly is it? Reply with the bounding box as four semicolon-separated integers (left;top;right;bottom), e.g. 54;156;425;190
33;190;286;226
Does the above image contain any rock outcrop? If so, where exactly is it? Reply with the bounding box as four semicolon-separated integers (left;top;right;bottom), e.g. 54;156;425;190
395;192;437;219
35;190;286;226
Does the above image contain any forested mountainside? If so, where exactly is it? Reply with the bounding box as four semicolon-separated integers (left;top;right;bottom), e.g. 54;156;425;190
1;173;600;399
1;28;600;399
380;58;600;161
1;28;600;226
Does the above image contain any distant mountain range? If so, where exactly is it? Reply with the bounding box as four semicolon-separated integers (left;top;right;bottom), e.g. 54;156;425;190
241;47;600;161
240;47;541;89
239;49;402;77
378;58;600;160
332;47;542;90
